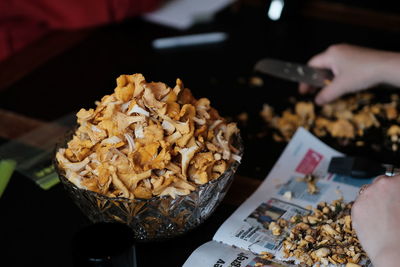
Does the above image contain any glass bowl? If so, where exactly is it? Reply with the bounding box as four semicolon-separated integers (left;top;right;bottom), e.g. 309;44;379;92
54;134;243;241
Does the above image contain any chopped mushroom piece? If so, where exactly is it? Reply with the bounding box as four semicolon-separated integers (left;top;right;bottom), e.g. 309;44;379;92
261;92;399;149
237;112;248;123
127;104;150;117
295;102;315;128
249;76;264;87
260;104;274;124
259;251;274;261
268;222;282;236
283;191;293;200
161;119;175;134
159;186;190;199
56;149;90;172
179;145;199;177
297;174;319;195
329;119;355;139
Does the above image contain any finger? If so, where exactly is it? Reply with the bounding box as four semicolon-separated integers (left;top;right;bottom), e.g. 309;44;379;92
299;83;318;95
358;184;370;195
350;202;362;230
299;83;311;94
372;175;386;184
315;80;346;105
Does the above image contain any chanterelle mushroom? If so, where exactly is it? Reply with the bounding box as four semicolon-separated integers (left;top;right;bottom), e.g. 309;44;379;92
179;145;199;177
56;74;241;199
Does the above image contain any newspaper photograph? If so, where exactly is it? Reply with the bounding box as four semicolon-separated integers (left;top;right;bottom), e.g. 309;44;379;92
238;198;309;251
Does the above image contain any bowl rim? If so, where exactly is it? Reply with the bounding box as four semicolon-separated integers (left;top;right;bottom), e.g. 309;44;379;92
54;132;244;203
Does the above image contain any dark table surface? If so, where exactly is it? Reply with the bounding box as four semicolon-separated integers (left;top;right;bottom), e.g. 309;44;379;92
1;2;400;267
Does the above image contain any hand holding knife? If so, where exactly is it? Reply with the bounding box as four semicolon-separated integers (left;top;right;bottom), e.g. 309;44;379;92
254;58;400;179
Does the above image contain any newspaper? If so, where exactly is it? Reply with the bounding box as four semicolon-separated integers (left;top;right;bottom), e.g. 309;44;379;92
183;127;374;267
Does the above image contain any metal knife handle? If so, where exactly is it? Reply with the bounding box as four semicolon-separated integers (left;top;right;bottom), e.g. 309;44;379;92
383;164;400;177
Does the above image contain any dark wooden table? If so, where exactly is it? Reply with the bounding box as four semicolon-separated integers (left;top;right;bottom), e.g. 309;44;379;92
0;2;399;266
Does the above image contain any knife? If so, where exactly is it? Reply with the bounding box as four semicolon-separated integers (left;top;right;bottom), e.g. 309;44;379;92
254;58;334;87
328;156;400;178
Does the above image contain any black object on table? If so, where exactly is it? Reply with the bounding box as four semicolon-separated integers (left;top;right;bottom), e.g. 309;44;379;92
72;223;136;267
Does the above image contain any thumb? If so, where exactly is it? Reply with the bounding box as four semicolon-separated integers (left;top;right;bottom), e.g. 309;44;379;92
315;80;346;105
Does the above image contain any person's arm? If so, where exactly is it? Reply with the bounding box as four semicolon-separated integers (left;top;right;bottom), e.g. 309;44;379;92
299;43;400;105
352;175;400;267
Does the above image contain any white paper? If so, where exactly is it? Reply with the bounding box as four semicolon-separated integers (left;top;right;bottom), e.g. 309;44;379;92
143;0;234;30
183;241;256;267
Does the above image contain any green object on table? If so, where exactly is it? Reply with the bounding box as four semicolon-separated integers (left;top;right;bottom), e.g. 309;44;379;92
0;159;17;197
36;171;59;190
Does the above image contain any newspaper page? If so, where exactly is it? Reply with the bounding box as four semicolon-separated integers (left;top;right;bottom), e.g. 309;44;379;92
210;127;374;266
183;240;287;267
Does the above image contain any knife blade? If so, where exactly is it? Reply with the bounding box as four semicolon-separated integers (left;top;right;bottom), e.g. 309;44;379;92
254;58;334;87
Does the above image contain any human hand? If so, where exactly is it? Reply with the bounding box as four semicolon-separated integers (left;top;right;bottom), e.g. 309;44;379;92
352;175;400;267
299;44;396;105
